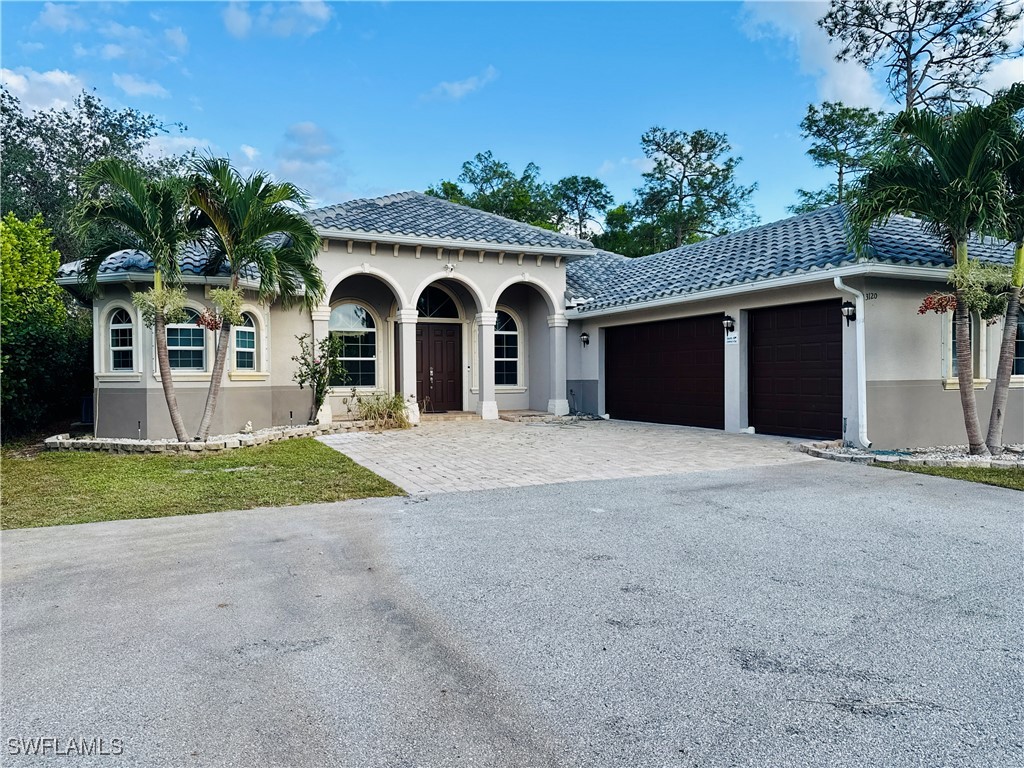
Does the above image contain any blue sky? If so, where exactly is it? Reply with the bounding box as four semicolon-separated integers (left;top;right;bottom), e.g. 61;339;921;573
3;1;1020;227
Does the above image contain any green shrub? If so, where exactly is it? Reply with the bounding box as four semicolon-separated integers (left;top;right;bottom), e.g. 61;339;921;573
356;393;411;431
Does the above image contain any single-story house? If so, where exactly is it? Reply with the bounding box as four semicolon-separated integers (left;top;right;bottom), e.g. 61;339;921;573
57;192;1023;448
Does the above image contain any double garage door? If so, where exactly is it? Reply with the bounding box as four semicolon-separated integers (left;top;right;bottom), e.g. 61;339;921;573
604;300;842;439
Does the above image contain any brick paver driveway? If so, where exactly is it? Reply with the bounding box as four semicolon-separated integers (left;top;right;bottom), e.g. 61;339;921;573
319;419;813;494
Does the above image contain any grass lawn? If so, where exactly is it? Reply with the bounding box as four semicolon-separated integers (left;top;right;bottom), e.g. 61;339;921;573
1;438;403;529
877;462;1024;491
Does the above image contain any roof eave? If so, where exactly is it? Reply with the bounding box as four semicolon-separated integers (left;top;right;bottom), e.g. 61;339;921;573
56;272;257;291
570;262;952;319
314;227;595;259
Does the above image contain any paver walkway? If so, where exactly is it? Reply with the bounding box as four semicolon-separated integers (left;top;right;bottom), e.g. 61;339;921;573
319;418;813;494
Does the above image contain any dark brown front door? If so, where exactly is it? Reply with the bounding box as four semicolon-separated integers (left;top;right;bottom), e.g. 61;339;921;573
416;323;462;412
605;314;725;429
748;300;842;440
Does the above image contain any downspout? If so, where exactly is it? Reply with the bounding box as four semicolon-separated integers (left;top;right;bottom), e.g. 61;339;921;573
833;276;872;449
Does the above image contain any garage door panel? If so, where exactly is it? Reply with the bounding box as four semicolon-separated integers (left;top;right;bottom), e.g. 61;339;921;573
606;314;724;429
749;300;842;440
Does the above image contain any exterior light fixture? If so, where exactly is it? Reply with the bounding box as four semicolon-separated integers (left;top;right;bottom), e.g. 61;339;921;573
722;315;735;333
841;301;856;326
579;331;590;348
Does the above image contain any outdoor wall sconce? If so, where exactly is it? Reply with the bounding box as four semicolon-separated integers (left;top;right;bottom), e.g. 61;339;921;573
580;331;590;348
722;315;735;333
841;301;856;326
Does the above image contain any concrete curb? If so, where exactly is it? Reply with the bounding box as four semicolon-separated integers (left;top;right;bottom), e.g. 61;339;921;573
44;421;387;454
798;441;1023;469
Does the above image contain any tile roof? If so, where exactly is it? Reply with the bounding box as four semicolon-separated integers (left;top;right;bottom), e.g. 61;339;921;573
566;205;1015;312
306;191;594;253
56;244;259;282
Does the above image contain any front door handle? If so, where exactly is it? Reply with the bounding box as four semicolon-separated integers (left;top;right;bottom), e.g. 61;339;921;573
429;366;434;389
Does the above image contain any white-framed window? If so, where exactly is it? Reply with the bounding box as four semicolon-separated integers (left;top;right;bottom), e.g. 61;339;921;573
108;308;134;371
234;313;257;370
495;309;519;387
329;302;376;387
167;308;206;370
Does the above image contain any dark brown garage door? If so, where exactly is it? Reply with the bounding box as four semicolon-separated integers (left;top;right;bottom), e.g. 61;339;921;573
605;314;724;429
749;300;842;439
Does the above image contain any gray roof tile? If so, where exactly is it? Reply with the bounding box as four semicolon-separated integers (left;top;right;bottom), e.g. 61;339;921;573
306;191;594;252
567;205;1014;312
57;244;259;281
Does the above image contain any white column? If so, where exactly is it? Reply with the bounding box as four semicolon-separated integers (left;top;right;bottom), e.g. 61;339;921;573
547;314;569;415
476;311;499;419
396;308;420;425
311;305;332;424
723;308;747;432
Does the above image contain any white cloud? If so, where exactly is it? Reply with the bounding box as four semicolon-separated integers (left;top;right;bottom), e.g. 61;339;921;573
19;41;45;53
741;1;887;109
240;144;260;161
223;2;253;38
424;65;499;101
147;134;216;161
223;0;331;39
165;27;189;53
983;12;1024;95
101;44;125;60
274;121;346;203
597;156;655;176
1;67;84;111
112;73;170;98
35;2;85;33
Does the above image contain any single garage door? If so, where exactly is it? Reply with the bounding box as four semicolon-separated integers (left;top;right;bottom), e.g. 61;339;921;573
605;314;724;429
749;300;842;439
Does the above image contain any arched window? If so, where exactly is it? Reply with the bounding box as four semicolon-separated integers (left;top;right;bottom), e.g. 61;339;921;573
234;313;257;370
167;309;206;370
330;303;376;387
495;310;519;386
1014;314;1024;376
109;308;134;371
417;286;459;318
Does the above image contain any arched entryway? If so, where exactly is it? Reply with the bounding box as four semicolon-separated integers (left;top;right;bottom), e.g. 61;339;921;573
408;278;483;414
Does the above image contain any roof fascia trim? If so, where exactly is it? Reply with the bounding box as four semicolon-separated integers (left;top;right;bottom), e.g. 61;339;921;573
570;263;951;318
315;227;595;259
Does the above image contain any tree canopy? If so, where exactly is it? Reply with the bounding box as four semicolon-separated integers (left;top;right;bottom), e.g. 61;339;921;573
632;127;758;249
0;88;188;264
426;151;560;229
790;102;885;214
819;0;1024;113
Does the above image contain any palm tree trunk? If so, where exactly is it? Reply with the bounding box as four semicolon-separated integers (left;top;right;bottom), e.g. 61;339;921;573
154;311;190;442
954;292;989;455
194;320;232;440
985;241;1024;454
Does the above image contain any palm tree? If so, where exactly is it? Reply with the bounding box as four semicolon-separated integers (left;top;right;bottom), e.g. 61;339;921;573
188;156;325;440
987;88;1024;452
849;95;1020;455
77;159;199;442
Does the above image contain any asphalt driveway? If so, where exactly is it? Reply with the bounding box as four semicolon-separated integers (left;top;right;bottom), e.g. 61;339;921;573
319;419;812;494
1;461;1021;767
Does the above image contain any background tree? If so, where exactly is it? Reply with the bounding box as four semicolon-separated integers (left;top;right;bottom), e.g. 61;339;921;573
187;156;326;440
0;213;91;438
634;127;758;249
1;89;188;264
790;101;885;214
426;151;558;228
551;176;613;239
77;159;200;442
984;85;1024;452
849;92;1020;455
591;204;674;258
819;0;1024;113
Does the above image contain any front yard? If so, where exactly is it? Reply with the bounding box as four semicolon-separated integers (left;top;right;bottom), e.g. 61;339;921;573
1;438;402;529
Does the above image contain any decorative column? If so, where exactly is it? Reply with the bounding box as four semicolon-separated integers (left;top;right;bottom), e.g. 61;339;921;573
476;311;499;419
311;305;332;424
547;313;569;416
396;309;420;425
